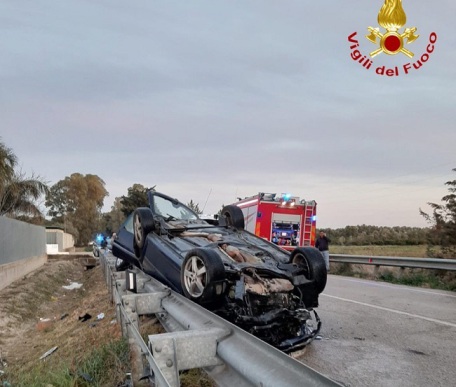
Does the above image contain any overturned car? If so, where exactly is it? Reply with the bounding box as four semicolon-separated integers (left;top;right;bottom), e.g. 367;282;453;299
112;191;327;352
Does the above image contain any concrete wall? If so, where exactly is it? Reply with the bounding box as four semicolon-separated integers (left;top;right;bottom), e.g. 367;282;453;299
0;216;47;290
0;255;48;291
46;229;75;252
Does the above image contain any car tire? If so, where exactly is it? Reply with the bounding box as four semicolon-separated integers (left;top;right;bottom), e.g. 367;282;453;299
181;248;226;305
133;241;141;259
133;207;155;250
221;205;245;230
290;247;327;294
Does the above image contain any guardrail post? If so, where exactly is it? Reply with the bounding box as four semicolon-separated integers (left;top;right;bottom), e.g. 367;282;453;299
122;296;147;386
148;328;227;387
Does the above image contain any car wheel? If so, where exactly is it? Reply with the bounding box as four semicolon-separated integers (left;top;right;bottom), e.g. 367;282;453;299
290;247;327;294
181;248;226;305
133;241;141;259
133;207;155;250
221;205;245;230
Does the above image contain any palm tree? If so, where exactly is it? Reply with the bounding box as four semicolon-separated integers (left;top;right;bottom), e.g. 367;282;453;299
0;140;17;182
0;139;49;218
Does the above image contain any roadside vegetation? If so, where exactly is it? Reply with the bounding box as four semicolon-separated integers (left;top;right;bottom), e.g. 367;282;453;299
7;339;130;387
0;138;48;222
330;244;428;257
0;261;131;387
330;244;456;291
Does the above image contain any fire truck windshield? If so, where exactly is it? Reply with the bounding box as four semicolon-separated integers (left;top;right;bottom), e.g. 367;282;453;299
272;222;299;246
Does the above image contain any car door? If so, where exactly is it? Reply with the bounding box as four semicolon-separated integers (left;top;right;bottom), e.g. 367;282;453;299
112;214;139;267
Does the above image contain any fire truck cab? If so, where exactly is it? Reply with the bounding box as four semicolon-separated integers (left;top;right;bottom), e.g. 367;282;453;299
231;193;317;251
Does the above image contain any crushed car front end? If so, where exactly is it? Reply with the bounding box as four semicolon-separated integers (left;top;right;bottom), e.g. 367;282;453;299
213;263;322;352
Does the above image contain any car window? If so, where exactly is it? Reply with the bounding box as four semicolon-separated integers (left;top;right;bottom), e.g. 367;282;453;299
123;213;134;233
152;195;198;221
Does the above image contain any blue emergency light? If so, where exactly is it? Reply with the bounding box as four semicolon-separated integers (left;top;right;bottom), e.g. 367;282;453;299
282;193;292;201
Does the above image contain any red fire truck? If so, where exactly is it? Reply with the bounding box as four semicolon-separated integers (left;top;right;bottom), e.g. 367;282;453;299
230;193;317;251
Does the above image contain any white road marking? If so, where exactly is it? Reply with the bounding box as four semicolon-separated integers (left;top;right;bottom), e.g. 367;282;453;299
329;275;456;298
321;294;456;328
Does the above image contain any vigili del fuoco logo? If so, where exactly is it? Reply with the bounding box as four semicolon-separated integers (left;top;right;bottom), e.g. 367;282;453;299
348;0;437;76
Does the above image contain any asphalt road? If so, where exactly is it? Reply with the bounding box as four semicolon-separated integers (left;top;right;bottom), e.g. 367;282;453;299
298;275;456;387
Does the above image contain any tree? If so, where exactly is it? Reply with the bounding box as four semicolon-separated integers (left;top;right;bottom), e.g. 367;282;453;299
187;199;203;214
420;168;456;257
0;139;48;220
120;184;155;217
46;173;108;246
101;197;126;235
0;140;17;181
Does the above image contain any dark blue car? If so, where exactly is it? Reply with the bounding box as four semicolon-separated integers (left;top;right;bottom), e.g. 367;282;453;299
112;191;327;352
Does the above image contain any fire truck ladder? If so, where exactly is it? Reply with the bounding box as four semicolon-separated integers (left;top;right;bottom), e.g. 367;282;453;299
302;201;316;246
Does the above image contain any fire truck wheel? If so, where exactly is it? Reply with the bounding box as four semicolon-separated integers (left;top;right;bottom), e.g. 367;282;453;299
221;205;245;230
290;247;327;294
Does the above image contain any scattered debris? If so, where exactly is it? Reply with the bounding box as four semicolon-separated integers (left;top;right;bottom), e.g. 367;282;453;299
60;313;69;320
78;313;92;322
62;282;83;290
39;346;58;360
354;337;365;341
36;318;54;331
315;335;323;340
97;313;105;320
120;372;133;387
89;322;98;328
78;372;94;383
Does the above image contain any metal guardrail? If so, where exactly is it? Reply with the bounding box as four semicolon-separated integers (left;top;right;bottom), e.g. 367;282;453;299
330;254;456;271
99;252;341;387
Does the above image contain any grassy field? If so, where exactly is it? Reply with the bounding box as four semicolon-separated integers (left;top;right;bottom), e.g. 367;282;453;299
329;245;456;291
330;244;428;257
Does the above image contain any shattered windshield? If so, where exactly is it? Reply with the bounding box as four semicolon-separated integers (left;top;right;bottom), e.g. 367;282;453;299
152;195;199;221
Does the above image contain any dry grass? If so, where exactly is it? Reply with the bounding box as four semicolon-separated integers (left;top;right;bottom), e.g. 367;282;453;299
330;245;456;291
330;244;429;257
0;260;130;386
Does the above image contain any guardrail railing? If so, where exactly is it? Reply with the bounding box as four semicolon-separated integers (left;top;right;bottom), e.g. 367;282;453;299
330;254;456;271
100;252;341;387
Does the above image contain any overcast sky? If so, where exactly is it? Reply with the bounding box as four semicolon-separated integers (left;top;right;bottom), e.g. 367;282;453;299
1;0;455;228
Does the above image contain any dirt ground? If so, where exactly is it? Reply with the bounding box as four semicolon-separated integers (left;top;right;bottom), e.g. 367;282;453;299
0;258;125;385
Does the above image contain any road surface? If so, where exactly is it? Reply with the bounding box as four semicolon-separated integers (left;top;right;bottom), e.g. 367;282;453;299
298;275;456;387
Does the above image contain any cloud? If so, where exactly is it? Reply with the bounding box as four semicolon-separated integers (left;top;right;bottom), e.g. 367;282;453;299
0;0;454;227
